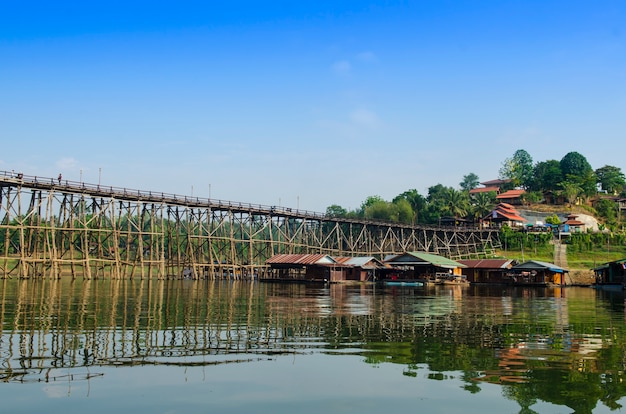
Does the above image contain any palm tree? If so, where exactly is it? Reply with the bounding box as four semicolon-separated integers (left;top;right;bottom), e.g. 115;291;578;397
442;188;470;220
471;191;496;226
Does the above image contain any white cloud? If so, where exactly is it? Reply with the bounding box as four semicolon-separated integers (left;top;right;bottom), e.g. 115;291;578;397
356;51;377;63
350;108;381;129
332;60;351;75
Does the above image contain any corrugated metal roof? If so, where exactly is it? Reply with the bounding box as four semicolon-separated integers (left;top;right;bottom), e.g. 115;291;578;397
386;251;466;268
266;254;336;265
458;259;514;269
333;256;385;269
512;260;568;273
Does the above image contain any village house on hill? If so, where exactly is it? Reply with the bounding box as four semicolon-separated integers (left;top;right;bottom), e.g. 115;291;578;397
482;203;527;228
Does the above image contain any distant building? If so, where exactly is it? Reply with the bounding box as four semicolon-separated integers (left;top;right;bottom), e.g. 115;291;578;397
482;203;527;228
496;189;526;205
469;179;512;196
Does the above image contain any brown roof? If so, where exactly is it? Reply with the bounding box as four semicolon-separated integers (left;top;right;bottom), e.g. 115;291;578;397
458;259;514;269
469;186;500;194
563;219;585;226
496;189;526;199
485;203;527;222
266;254;336;265
480;179;512;186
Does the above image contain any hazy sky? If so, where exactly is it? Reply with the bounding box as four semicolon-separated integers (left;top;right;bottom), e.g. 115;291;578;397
2;1;625;212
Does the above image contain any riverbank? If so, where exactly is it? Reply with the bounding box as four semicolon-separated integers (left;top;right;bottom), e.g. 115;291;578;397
566;269;595;286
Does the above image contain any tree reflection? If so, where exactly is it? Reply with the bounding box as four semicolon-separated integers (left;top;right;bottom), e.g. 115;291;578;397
0;280;625;412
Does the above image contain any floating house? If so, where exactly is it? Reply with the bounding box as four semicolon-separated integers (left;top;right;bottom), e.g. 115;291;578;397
384;251;466;284
505;260;568;286
458;259;516;284
333;256;387;282
592;258;626;289
265;254;339;282
264;254;387;283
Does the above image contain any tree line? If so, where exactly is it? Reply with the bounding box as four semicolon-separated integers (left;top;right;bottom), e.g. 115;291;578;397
325;149;626;230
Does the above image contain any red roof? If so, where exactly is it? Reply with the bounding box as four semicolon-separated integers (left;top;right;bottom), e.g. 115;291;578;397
484;203;527;222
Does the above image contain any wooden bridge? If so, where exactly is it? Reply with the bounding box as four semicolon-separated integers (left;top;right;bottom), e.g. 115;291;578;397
0;171;501;279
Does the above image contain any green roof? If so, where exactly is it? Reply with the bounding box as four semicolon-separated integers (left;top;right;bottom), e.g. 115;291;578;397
388;251;466;268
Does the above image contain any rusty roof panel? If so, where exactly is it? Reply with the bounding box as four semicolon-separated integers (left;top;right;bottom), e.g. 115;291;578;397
266;254;336;265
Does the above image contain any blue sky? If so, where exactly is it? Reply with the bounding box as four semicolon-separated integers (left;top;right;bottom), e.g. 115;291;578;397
2;1;625;212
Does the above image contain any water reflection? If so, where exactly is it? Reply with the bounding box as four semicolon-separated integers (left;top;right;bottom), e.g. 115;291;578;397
1;279;625;413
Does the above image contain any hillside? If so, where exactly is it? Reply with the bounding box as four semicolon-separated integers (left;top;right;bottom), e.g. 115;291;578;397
497;204;612;286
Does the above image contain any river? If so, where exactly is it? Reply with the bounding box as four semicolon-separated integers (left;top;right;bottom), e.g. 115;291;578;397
1;279;625;413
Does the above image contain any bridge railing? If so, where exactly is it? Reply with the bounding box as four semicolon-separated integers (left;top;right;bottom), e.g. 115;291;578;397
0;170;328;219
0;170;496;231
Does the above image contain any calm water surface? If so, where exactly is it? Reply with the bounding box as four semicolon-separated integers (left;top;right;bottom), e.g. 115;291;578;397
1;279;625;413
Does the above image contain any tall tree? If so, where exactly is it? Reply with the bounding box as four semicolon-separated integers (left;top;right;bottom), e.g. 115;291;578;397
595;165;626;195
393;189;425;224
359;195;385;216
560;180;582;206
326;204;347;218
529;160;562;193
470;191;497;224
441;188;470;219
560;151;593;178
560;152;596;198
499;149;534;189
460;173;480;192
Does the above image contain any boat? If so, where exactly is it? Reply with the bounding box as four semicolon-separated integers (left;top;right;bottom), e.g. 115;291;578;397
436;274;470;286
383;280;424;287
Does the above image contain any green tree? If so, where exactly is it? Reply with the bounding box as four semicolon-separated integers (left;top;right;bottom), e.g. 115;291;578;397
595;198;617;226
560;180;582;206
393;189;426;224
441;188;470;219
521;191;542;205
529;160;562;193
595;165;626;195
393;198;414;224
470;191;497;224
460;173;480;192
364;200;395;221
326;204;347;218
560;151;593;179
499;149;534;189
359;195;385;216
545;214;561;226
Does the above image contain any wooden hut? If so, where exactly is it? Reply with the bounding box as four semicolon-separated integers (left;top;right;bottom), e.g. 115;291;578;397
264;254;339;282
458;259;516;284
333;256;387;283
592;258;626;289
384;251;466;284
505;260;568;286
